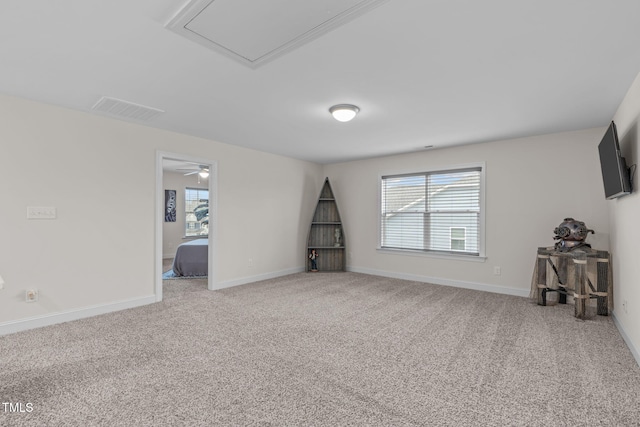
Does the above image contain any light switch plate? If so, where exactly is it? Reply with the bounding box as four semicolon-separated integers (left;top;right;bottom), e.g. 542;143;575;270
27;206;57;219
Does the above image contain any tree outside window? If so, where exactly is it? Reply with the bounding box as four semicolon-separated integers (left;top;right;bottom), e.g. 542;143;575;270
185;187;209;237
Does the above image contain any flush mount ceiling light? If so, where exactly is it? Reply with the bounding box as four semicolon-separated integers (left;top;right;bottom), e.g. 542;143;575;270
329;104;360;122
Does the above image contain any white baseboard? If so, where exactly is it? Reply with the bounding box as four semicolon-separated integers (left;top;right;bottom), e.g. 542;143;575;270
4;270;636;369
0;295;157;336
1;267;302;335
347;266;530;298
612;312;640;367
215;267;305;290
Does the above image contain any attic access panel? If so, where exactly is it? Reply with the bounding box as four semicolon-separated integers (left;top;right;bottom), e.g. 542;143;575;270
166;0;388;68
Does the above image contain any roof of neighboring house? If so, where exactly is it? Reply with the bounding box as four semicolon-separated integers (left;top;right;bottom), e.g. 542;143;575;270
383;174;479;215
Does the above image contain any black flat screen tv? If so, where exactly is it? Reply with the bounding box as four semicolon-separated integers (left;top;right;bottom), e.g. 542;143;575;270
598;121;631;199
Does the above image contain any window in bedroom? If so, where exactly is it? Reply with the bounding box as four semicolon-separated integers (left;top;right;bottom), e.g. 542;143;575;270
380;165;483;257
185;187;209;237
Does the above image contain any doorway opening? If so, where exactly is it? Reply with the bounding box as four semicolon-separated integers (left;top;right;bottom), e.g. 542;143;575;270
155;151;218;301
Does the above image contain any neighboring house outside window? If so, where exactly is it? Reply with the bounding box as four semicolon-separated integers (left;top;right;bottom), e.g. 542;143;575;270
185;187;209;237
450;227;466;251
380;166;483;257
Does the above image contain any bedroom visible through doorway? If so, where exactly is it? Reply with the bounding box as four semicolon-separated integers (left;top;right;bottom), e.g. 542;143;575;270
156;152;217;301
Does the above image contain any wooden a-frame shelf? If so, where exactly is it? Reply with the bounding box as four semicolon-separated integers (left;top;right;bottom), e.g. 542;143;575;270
306;178;345;272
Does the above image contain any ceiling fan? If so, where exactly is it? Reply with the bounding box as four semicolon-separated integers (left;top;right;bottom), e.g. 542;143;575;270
177;164;210;178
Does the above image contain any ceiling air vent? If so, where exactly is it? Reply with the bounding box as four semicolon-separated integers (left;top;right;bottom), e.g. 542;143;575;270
92;97;165;121
166;0;389;68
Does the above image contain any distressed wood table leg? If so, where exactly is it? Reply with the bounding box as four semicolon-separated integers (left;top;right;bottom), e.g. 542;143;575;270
596;252;609;316
537;253;548;306
573;252;587;319
556;256;568;304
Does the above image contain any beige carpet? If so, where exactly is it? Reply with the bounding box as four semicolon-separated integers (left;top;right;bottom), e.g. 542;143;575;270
1;272;639;426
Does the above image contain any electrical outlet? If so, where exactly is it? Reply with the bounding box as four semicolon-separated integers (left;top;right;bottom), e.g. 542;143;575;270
0;274;4;290
248;258;253;268
493;266;501;276
25;289;38;303
622;299;628;314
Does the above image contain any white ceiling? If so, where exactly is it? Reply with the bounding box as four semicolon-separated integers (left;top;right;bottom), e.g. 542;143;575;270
2;0;640;164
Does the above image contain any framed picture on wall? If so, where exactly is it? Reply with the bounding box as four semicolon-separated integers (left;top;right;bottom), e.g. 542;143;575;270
165;189;177;222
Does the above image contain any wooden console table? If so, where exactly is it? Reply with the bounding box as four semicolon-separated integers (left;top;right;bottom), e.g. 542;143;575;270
531;247;612;319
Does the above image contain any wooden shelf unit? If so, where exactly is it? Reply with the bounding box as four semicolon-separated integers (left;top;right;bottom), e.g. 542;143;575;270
307;178;345;272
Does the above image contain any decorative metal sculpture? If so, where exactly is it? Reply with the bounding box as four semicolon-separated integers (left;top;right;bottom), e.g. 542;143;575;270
553;217;594;252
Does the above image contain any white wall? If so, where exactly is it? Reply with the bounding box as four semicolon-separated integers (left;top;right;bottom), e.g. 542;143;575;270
609;72;640;362
0;94;321;329
323;128;610;295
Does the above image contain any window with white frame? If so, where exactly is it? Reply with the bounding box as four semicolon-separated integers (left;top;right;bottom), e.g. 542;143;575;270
380;166;482;256
185;187;209;237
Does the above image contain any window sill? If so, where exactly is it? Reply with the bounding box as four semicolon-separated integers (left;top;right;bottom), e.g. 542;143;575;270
376;247;486;262
182;235;208;240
